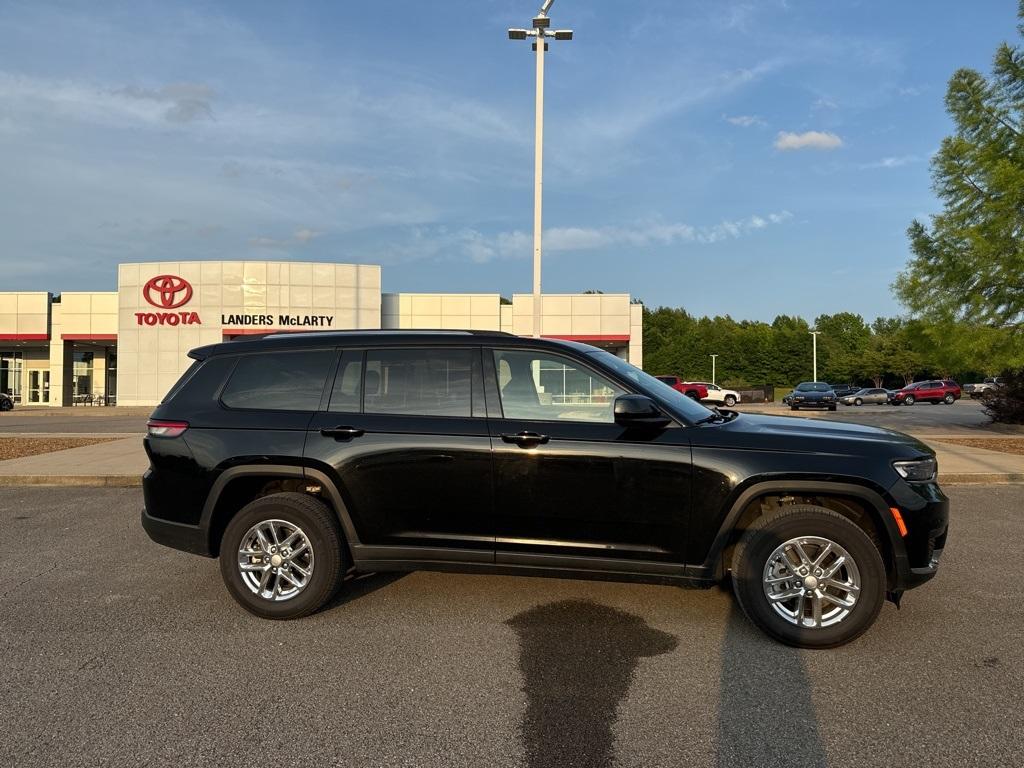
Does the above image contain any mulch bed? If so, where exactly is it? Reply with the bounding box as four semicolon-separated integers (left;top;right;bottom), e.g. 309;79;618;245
933;438;1024;456
0;437;121;461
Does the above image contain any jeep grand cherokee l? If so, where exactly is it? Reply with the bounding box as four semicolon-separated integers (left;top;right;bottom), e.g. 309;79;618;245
142;331;948;648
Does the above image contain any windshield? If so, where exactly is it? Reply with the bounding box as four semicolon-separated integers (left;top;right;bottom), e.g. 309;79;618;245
796;382;832;392
585;349;714;421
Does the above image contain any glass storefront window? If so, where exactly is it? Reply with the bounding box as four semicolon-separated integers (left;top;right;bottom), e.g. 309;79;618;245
73;351;94;398
0;350;24;402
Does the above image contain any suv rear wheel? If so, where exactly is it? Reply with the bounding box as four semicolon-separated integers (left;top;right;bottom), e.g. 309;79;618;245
731;505;885;648
944;393;955;404
219;492;346;619
724;395;737;407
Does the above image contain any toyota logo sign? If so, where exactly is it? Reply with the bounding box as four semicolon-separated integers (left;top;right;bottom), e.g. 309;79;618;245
143;274;193;309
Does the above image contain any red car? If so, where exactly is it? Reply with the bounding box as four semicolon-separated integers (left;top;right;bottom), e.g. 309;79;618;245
655;376;708;401
890;379;961;405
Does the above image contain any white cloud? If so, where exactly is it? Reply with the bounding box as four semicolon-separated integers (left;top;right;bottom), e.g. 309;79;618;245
724;114;766;127
859;155;920;169
249;228;324;249
774;130;843;151
445;211;793;263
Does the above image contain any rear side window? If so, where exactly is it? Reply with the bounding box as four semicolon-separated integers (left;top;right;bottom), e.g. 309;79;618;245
161;360;202;403
364;348;473;417
221;350;335;411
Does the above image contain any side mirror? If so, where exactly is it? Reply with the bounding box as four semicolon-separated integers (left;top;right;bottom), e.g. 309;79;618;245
614;394;671;429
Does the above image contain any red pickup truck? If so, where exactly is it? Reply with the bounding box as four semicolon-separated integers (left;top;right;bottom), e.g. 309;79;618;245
654;376;709;401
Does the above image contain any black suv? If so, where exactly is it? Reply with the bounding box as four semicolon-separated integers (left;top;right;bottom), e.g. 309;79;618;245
142;331;948;648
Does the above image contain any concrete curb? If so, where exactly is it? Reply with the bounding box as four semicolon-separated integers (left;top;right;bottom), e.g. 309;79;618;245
0;475;142;487
938;473;1024;485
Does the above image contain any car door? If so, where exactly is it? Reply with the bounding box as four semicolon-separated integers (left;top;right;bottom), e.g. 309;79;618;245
869;388;887;404
485;346;692;565
304;346;494;559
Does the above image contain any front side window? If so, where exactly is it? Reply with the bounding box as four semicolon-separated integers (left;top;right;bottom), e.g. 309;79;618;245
493;350;625;423
221;350;335;411
328;353;363;413
363;348;472;417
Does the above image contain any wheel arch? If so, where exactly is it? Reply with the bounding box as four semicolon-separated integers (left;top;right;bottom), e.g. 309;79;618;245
703;480;906;587
200;464;360;557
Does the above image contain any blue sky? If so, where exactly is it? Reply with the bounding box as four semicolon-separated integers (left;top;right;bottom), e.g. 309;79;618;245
0;0;1017;321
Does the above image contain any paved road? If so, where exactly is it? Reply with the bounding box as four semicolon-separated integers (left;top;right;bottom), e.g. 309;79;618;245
2;400;1019;438
0;407;150;434
738;398;1023;435
1;486;1019;767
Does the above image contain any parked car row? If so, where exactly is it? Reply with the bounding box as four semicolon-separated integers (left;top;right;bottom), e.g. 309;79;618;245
654;376;742;406
781;380;964;409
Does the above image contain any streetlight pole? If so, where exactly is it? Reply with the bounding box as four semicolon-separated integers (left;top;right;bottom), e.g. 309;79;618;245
509;2;572;337
809;331;821;381
710;354;718;385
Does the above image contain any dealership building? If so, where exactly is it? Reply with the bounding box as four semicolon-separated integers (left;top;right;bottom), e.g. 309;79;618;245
0;261;644;407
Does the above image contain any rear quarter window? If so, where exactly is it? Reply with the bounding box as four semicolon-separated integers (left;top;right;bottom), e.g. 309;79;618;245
221;350;335;411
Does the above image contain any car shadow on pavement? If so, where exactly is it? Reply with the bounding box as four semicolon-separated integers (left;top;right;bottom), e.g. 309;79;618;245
507;599;678;768
716;599;827;768
322;571;408;612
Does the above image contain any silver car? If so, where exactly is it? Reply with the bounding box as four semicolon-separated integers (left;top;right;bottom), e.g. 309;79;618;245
839;387;889;406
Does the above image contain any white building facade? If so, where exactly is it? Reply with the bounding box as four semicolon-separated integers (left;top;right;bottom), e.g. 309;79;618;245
0;261;643;407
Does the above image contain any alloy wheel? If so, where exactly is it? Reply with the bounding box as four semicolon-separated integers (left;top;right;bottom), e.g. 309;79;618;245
237;519;315;602
762;535;861;629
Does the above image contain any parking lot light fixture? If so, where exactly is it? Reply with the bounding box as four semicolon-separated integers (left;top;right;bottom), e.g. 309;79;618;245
809;331;821;381
710;354;718;384
507;0;573;337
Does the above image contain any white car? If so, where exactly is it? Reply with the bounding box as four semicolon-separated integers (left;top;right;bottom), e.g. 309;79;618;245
696;382;741;407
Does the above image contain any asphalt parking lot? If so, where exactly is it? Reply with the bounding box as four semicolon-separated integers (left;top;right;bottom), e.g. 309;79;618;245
0;399;1016;437
739;398;1019;435
1;486;1019;768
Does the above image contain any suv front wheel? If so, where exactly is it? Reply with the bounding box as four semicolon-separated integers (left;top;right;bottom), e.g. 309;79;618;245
219;492;346;619
731;506;885;648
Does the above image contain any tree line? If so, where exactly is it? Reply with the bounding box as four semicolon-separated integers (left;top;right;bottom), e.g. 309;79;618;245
641;307;1024;389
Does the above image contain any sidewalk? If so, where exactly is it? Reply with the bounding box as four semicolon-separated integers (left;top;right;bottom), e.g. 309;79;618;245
926;440;1024;484
0;432;1021;487
0;436;147;486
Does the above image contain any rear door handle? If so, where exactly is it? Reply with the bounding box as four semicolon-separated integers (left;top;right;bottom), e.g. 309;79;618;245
320;426;365;440
500;431;550;448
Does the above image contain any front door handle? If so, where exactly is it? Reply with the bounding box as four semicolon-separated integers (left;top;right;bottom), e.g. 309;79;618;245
320;426;365;440
500;431;550;448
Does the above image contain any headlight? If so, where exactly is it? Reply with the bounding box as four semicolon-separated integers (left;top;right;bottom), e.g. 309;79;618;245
893;457;937;482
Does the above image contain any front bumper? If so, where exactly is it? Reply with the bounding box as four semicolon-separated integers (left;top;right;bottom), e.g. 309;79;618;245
791;398;836;408
888;480;949;590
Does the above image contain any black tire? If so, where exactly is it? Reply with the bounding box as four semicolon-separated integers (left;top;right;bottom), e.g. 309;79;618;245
731;505;886;648
828;404;837;411
790;405;799;411
219;492;347;619
724;395;737;407
904;395;915;406
685;391;699;400
854;398;863;406
944;394;955;404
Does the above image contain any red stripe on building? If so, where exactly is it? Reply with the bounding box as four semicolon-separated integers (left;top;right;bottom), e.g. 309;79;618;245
61;334;118;341
0;333;49;341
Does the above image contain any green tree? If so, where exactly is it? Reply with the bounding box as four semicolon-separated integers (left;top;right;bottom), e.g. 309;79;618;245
895;2;1024;327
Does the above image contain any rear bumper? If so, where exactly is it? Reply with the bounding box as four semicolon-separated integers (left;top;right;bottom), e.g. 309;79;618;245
141;508;213;557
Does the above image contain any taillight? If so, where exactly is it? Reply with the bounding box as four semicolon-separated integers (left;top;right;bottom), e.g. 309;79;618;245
147;419;189;438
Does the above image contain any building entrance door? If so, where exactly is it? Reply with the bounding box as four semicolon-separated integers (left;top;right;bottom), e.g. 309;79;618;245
28;370;50;404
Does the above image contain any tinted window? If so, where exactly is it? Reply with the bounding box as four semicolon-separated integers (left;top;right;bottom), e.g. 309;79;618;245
221;350;335;411
328;353;363;413
494;349;625;423
364;348;472;417
161;360;201;403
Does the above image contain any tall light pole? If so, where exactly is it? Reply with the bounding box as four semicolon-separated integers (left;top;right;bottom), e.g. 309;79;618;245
809;331;821;381
710;354;718;385
509;1;573;337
